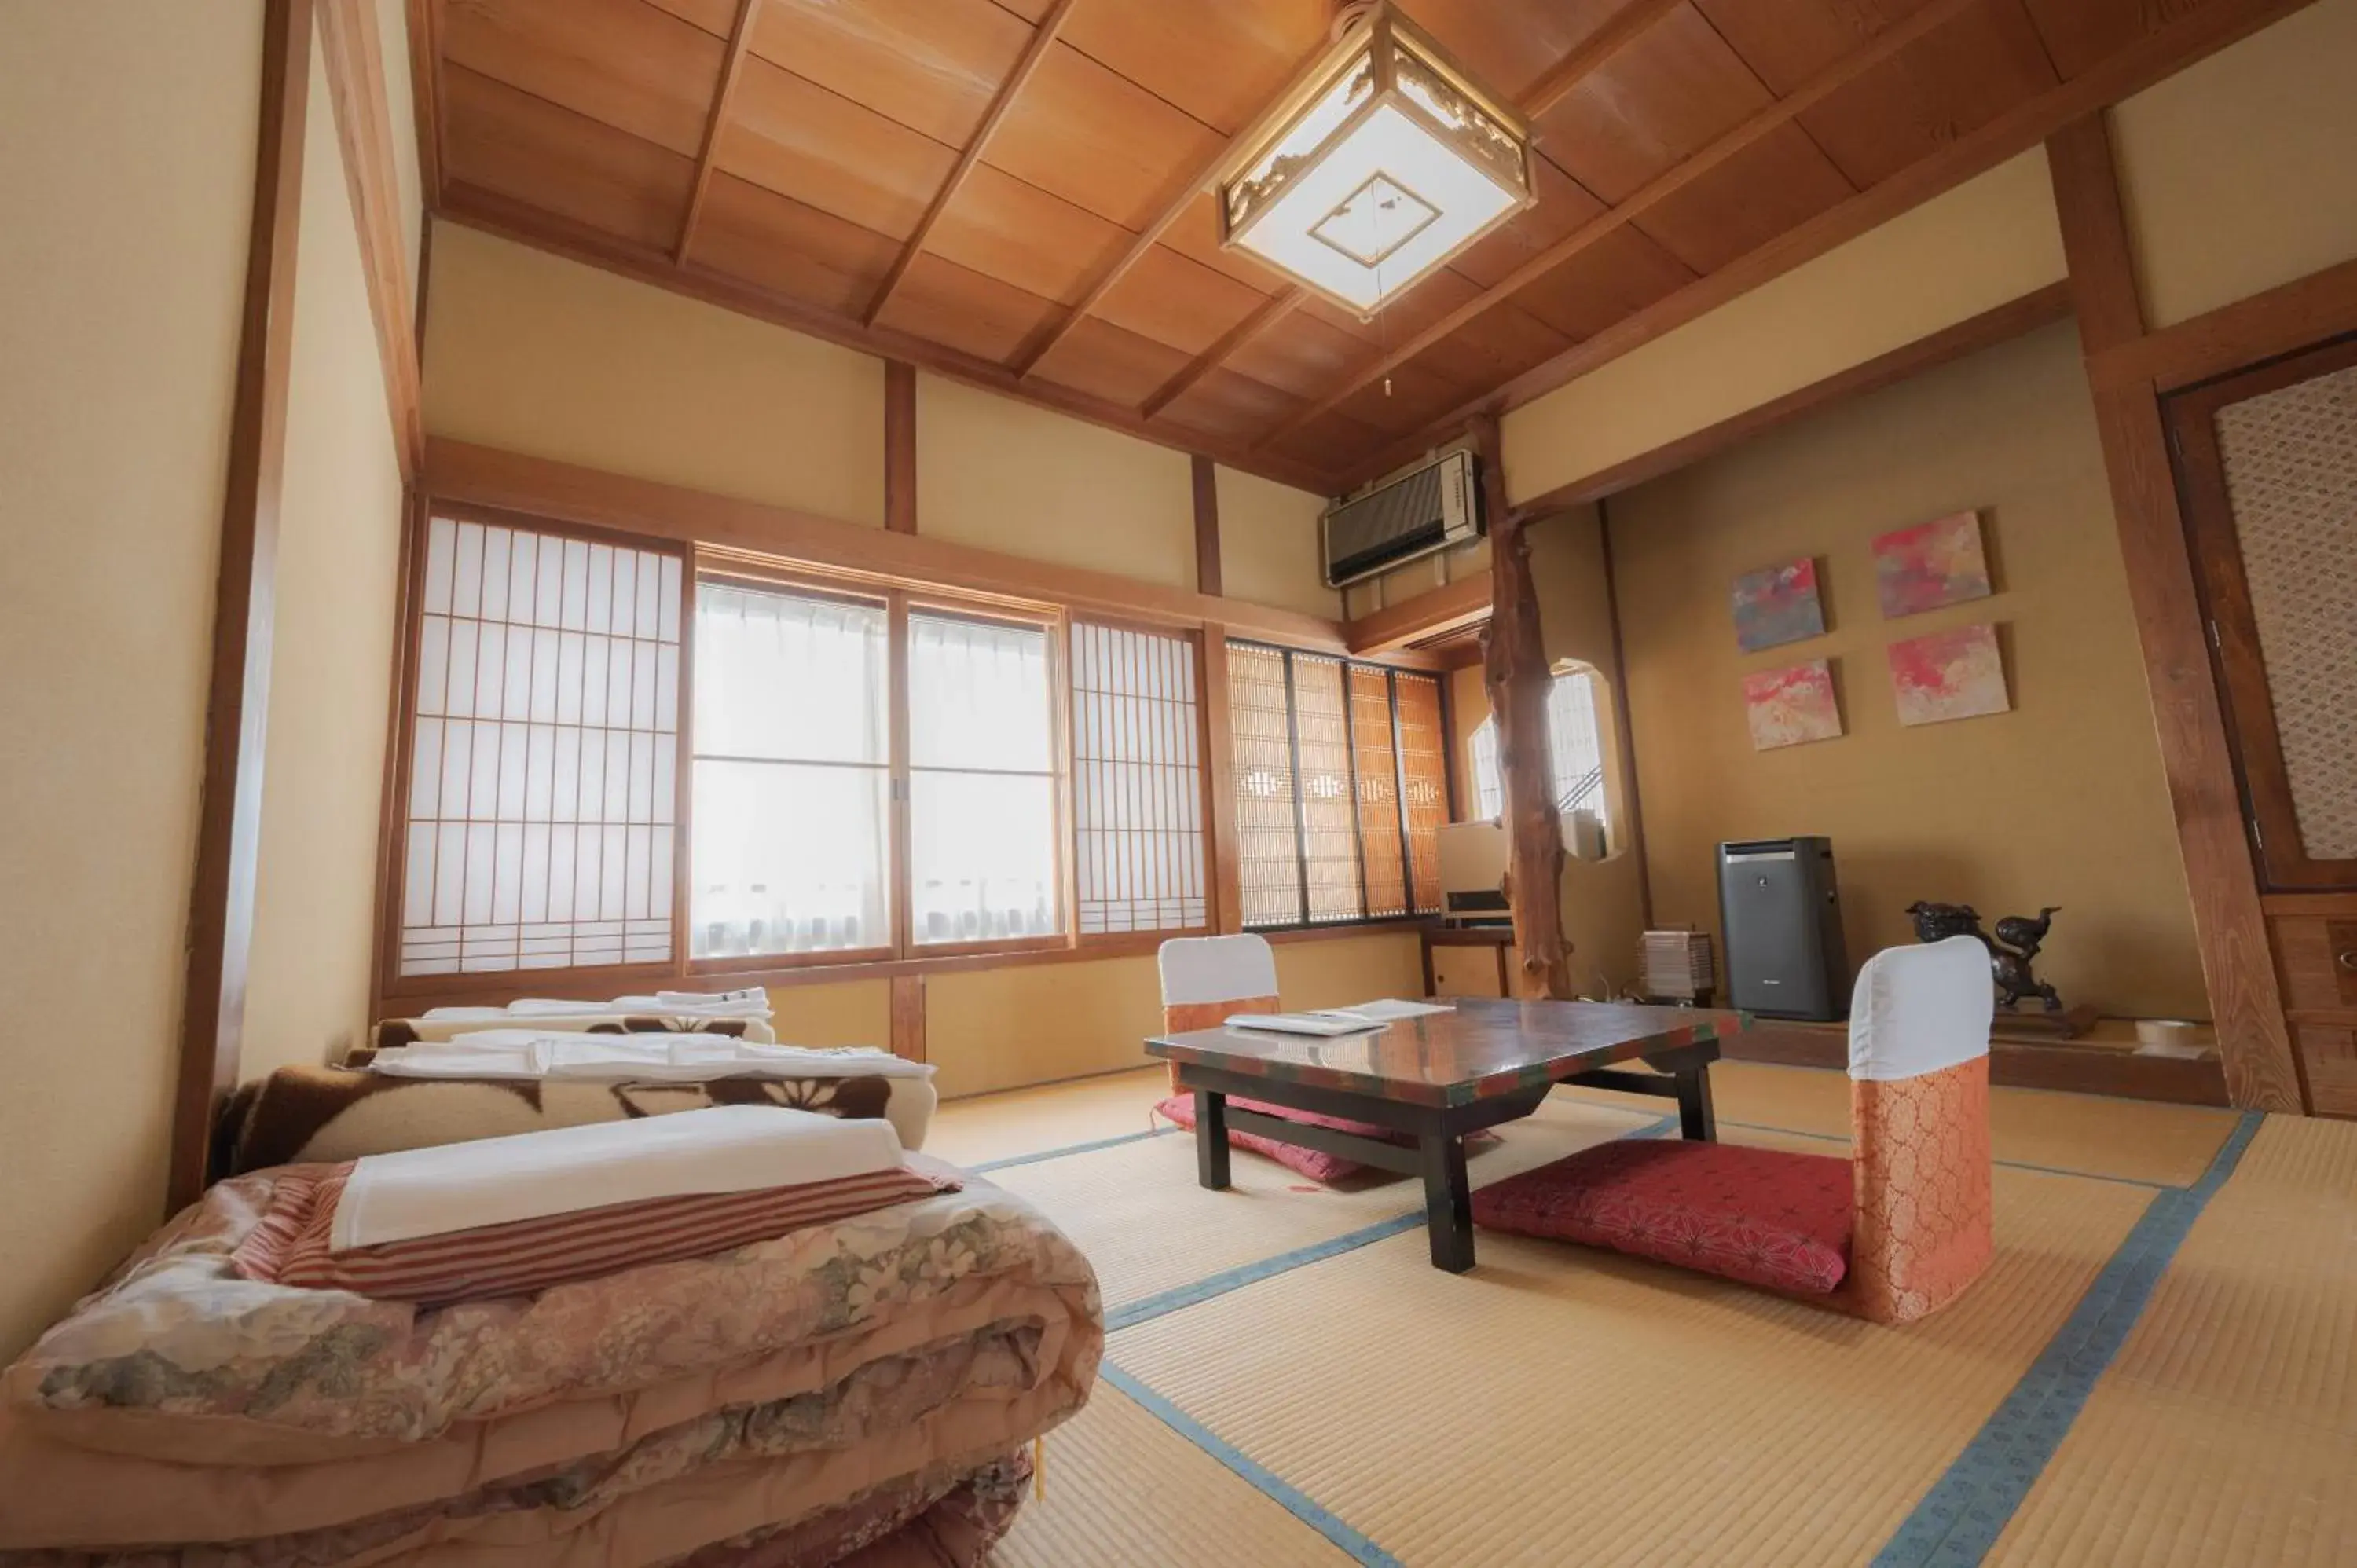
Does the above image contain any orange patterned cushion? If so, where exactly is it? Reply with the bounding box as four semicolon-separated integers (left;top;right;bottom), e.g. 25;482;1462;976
1836;1055;1992;1324
1160;996;1278;1093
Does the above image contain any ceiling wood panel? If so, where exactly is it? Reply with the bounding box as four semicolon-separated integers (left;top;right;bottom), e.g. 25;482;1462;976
1029;314;1197;407
925;162;1131;307
1059;0;1332;134
688;171;901;315
871;251;1062;362
982;43;1226;231
430;0;2300;489
1631;123;1859;275
442;64;695;250
715;56;956;240
442;0;724;157
1091;244;1270;357
746;0;1032;149
1780;2;2061;189
1531;4;1781;203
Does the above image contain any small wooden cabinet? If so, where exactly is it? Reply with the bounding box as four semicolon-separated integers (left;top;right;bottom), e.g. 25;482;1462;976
2269;902;2357;1117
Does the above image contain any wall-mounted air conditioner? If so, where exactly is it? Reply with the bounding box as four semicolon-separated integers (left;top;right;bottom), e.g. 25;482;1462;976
1320;449;1484;588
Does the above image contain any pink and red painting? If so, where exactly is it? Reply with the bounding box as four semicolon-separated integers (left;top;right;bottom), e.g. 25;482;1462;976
1730;556;1825;652
1887;623;2009;726
1871;511;1991;618
1742;659;1843;750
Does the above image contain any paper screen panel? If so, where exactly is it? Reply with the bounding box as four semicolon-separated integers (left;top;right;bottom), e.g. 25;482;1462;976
1291;654;1365;923
1228;642;1305;929
1395;670;1447;914
400;517;681;976
1349;664;1409;919
1072;621;1207;936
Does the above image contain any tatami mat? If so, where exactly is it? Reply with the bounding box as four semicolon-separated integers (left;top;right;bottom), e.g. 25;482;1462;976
1987;1116;2357;1566
924;1067;1169;1169
1108;1167;2150;1567
994;1381;1354;1568
985;1097;1660;1313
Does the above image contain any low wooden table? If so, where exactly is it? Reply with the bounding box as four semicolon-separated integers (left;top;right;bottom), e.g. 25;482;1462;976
1144;999;1734;1273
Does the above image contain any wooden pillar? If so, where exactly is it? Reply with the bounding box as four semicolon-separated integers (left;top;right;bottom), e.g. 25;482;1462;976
890;975;926;1063
884;361;917;533
2044;115;2302;1112
1474;417;1572;999
1200;628;1244;934
1192;455;1222;596
168;0;314;1212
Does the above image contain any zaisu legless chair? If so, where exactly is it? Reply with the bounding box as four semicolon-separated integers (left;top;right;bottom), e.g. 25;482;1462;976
1472;935;1996;1324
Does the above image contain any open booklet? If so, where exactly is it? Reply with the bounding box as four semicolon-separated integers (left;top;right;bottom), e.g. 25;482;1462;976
1222;998;1457;1036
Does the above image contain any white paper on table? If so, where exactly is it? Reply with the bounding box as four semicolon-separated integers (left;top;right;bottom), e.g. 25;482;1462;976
1222;1012;1388;1038
1329;999;1457;1021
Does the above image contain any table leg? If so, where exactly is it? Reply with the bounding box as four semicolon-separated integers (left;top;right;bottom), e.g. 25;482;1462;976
1677;1064;1717;1142
1420;1134;1475;1273
1194;1090;1231;1190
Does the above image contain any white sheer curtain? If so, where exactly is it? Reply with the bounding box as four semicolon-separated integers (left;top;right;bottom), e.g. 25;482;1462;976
908;613;1061;945
691;584;889;956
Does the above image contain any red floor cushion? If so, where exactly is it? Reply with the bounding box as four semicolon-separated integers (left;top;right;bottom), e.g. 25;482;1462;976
1471;1138;1854;1295
1154;1094;1406;1183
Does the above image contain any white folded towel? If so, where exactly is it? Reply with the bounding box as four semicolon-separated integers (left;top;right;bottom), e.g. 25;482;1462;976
418;991;774;1023
330;1104;905;1251
371;1031;934;1082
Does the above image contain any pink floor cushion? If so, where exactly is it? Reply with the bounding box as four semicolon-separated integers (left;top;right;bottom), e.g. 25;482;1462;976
1471;1138;1855;1295
1154;1094;1489;1185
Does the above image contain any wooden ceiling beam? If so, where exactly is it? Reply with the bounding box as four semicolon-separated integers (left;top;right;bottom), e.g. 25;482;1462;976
863;0;1077;326
673;0;762;265
1016;0;1684;392
1139;288;1303;419
317;0;423;478
1333;0;2318;493
1259;0;1982;452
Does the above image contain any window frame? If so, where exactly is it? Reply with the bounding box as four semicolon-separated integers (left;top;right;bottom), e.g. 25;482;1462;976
1470;661;1614;841
1067;612;1219;945
1226;638;1454;933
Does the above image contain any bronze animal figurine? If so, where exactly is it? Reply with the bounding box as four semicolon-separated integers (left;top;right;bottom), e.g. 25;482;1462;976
1904;901;2066;1013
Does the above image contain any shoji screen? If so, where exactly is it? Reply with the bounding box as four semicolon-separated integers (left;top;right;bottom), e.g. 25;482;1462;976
1290;654;1365;923
1070;621;1208;936
1393;671;1448;915
1228;642;1305;929
1348;665;1410;919
398;515;683;976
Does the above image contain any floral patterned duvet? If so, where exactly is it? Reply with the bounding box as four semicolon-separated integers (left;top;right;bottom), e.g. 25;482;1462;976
0;1160;1099;1563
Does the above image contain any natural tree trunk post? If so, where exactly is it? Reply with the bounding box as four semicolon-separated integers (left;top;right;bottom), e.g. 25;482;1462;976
1474;416;1574;1000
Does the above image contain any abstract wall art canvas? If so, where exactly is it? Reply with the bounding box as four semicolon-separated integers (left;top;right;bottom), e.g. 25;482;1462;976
1872;510;1991;618
1888;623;2010;726
1730;557;1826;651
1742;659;1843;751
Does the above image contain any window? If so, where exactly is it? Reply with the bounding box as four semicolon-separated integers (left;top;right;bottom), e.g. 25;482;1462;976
396;515;684;977
1471;665;1610;837
1071;621;1208;935
1226;642;1450;929
687;577;1066;962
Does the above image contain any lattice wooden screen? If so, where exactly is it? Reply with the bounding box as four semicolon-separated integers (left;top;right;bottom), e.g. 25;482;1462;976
399;516;683;976
1070;621;1207;936
1394;671;1448;914
1291;654;1366;923
1228;642;1305;929
1349;665;1410;919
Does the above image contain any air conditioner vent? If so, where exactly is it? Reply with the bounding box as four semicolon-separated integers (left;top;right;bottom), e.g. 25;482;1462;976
1321;450;1483;587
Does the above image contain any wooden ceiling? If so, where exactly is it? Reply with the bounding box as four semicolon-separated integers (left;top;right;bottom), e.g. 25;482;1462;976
418;0;2303;496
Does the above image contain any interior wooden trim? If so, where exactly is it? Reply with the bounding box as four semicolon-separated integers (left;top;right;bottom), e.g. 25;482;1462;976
2044;115;2305;1114
1513;282;2077;515
1191;455;1221;596
434;188;1339;496
2091;254;2357;394
1140;289;1303;419
890;975;926;1062
1264;0;1981;453
401;0;441;205
673;0;762;266
1516;0;1686;122
421;438;1401;657
1200;628;1245;934
885;361;917;535
1595;497;1654;930
171;0;313;1215
314;0;423;479
1343;572;1490;654
367;492;428;1024
1340;0;2321;493
864;0;1076;327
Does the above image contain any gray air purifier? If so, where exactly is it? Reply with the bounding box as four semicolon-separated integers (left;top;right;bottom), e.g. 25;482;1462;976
1717;837;1848;1021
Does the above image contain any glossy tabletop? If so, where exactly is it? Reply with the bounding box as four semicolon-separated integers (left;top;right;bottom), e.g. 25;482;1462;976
1145;998;1736;1108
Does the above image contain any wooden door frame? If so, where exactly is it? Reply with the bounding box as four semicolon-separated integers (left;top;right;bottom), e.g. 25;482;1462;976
2043;112;2357;1112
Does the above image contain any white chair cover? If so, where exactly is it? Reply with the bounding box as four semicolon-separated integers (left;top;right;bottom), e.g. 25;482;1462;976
1847;936;1994;1083
1157;934;1278;1008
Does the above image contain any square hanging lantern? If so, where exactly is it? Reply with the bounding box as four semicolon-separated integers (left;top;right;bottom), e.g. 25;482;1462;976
1217;4;1534;319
